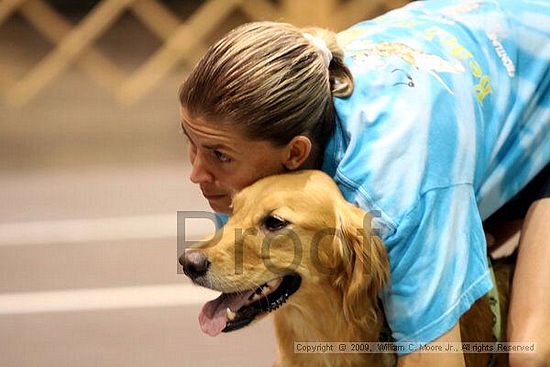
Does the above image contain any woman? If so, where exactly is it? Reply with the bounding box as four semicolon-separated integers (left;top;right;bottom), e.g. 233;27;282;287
178;0;549;366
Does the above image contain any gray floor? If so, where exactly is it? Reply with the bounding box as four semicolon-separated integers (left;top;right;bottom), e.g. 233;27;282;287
0;164;278;367
0;14;277;367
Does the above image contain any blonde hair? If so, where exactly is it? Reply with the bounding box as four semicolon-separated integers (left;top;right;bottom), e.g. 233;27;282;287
179;22;354;160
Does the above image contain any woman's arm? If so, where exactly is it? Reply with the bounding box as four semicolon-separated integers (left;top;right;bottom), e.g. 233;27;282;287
508;198;550;367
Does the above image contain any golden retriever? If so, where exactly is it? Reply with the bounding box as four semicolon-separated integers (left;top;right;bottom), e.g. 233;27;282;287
180;170;512;367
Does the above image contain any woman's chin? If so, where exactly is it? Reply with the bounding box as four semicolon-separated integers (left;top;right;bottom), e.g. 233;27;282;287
211;205;230;214
207;197;230;214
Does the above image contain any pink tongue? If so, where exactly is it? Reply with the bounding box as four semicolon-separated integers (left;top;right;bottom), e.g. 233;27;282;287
199;289;256;336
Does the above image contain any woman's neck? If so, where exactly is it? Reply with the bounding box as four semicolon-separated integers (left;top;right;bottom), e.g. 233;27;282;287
300;150;324;170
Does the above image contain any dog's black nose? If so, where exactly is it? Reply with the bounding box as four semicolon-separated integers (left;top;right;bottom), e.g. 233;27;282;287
180;250;210;278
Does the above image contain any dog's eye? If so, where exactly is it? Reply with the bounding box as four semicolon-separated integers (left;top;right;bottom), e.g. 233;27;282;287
263;215;288;231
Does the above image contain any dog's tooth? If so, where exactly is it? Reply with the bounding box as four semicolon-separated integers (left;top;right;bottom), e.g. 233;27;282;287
226;308;236;321
266;279;279;289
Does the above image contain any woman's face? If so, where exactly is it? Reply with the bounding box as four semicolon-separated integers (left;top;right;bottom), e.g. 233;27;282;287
180;107;293;214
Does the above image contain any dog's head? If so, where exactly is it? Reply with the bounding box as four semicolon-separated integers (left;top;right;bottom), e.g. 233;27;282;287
180;170;389;336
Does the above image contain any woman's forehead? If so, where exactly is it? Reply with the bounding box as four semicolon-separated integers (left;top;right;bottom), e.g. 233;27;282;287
180;107;282;159
180;107;245;143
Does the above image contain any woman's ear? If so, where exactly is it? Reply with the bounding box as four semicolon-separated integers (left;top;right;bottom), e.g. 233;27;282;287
283;136;312;170
334;202;390;328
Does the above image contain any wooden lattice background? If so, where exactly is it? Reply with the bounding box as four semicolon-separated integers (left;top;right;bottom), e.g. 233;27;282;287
0;0;409;107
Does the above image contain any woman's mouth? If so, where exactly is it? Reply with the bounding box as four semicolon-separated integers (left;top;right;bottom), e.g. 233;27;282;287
204;193;225;200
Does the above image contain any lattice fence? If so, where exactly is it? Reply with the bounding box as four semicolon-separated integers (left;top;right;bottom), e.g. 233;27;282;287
0;0;409;107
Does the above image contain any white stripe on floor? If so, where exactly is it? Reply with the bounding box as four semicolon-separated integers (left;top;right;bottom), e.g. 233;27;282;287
0;214;217;246
0;284;219;315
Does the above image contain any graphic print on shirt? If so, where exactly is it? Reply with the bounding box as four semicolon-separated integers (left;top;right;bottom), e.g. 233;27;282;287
348;40;464;95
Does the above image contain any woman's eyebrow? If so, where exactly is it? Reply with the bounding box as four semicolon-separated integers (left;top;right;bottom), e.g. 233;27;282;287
202;143;227;150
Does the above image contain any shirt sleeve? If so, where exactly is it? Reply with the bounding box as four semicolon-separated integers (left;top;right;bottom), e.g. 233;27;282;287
379;183;493;352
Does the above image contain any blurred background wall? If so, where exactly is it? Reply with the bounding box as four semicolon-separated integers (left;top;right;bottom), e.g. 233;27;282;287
0;1;409;366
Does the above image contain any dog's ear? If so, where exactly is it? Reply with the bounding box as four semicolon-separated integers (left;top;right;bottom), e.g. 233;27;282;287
334;203;389;329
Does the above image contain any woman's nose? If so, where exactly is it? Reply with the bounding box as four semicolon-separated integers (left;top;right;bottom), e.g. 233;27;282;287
189;154;213;184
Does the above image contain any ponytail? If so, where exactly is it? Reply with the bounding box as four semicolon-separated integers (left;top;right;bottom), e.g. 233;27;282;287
301;27;354;97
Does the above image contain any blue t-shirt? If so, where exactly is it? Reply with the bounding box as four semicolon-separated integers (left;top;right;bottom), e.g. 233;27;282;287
322;0;550;349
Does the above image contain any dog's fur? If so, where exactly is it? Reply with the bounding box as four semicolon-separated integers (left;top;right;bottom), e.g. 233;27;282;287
183;170;513;367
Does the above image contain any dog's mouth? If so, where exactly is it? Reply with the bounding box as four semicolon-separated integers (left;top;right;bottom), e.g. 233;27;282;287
198;274;301;336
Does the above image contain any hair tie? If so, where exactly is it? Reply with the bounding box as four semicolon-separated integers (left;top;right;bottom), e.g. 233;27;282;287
303;33;332;67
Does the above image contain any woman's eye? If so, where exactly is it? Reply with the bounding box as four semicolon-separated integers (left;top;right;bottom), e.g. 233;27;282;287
214;150;231;163
263;215;289;232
